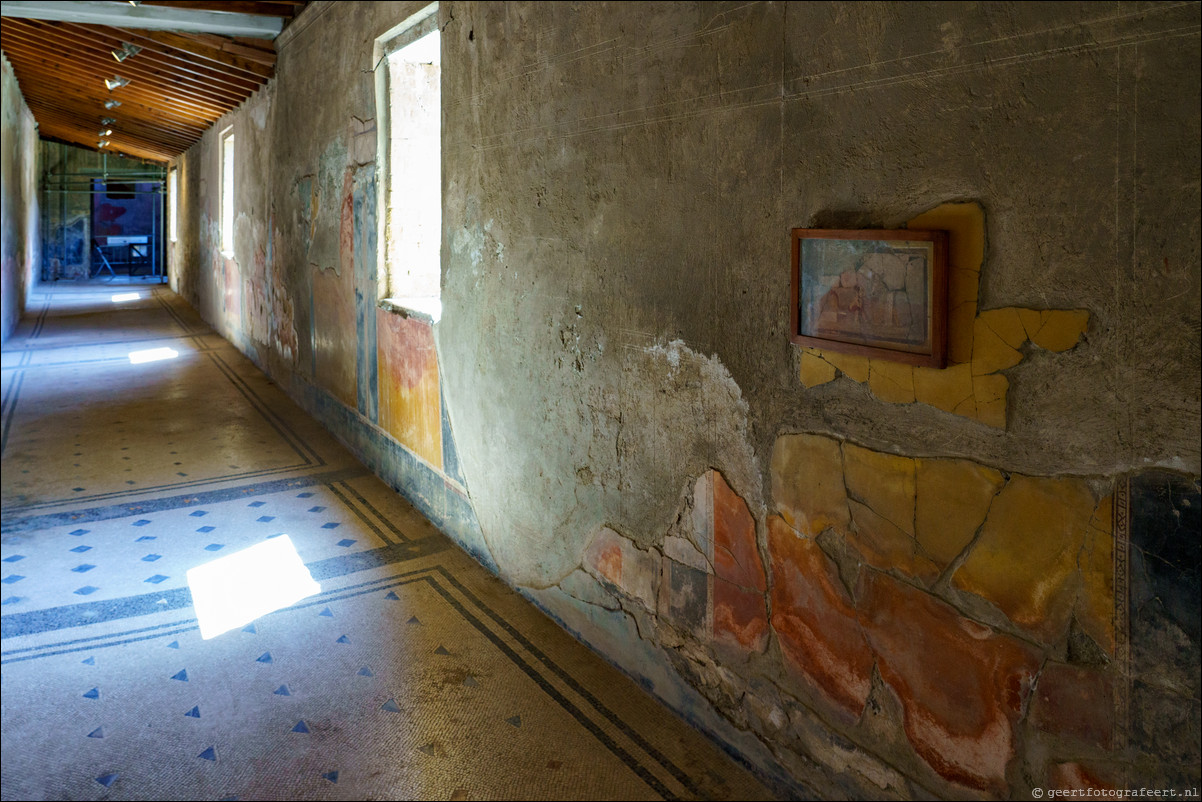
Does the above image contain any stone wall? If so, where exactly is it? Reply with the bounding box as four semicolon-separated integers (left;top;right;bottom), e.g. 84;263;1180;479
170;3;1201;797
0;51;38;343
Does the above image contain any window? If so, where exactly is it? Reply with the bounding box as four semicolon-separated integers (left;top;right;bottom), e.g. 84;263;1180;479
168;167;178;243
220;127;234;256
375;3;441;321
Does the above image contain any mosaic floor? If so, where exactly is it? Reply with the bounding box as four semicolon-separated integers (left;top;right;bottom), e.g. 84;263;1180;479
1;282;777;801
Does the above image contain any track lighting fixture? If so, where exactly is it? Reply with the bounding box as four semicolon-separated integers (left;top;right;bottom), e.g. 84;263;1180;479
112;43;142;62
105;100;122;109
105;75;130;91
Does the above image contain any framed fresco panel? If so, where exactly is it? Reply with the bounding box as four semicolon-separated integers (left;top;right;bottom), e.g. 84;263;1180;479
790;228;948;368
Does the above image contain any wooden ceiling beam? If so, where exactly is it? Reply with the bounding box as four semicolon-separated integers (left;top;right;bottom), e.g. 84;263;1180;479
37;121;174;163
29;101;198;150
140;1;302;18
118;28;274;77
175;32;276;66
4;21;250;108
97;25;267;93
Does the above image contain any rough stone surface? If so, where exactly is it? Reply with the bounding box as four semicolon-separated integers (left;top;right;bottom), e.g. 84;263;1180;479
0;54;38;344
1030;662;1114;748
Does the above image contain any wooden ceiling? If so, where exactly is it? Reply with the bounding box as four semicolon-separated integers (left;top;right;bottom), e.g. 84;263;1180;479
1;1;305;163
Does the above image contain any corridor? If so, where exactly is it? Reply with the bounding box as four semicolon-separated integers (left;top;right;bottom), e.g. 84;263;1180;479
0;282;777;801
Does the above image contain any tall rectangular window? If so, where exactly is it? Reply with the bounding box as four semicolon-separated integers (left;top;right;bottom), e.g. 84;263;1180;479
168;167;178;243
220;127;235;256
376;3;440;320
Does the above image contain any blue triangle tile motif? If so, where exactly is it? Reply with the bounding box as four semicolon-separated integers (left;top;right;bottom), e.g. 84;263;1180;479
274;685;291;696
71;564;96;573
248;501;266;507
323;771;339;784
308;506;325;513
506;715;522;728
190;510;208;517
197;526;216;534
357;666;373;677
323;522;342;530
336;635;350;644
82;687;100;699
297;492;314;498
384;591;399;600
2;555;24;562
88;726;105;738
242;623;257;633
318;607;333;617
417;743;435;756
69;546;91;553
74;586;99;596
463;676;478;687
381;698;401;713
167;641;180;649
185;706;201;718
132;519;152;527
336;539;355;547
256;652;273;664
407;615;420;625
82;656;96;665
172;669;189;681
69;529;89;536
257;516;275;523
1;595;25;606
291;720;309;733
198;746;217;761
145;574;169;584
434;645;450;655
142;554;162;562
3;575;26;584
136;535;156;542
205;543;224;551
96;773;118;787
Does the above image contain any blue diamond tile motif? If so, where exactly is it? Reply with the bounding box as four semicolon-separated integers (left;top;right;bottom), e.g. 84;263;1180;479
385;591;400;600
82;656;96;665
204;543;224;551
323;771;338;784
96;773;118;788
256;652;273;664
2;596;25;606
71;564;96;573
171;669;189;682
381;699;401;713
357;666;373;677
506;715;522;728
336;539;355;547
3;575;26;584
136;535;156;542
197;526;216;534
145;574;169;585
74;586;99;596
242;623;256;634
87;726;105;739
274;685;291;696
291;720;309;733
257;516;275;523
318;607;333;617
70;545;92;553
69;529;89;536
2;555;24;563
190;510;208;517
142;554;162;562
185;706;201;718
82;688;100;699
248;501;266;508
336;635;350;644
297;492;314;498
167;641;180;649
322;522;341;530
308;506;326;513
132;520;152;527
198;746;217;761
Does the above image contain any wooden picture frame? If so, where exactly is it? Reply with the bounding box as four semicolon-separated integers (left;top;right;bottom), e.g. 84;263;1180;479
790;228;948;368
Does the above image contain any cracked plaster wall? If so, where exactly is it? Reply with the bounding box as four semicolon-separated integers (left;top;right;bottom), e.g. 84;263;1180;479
167;2;1199;799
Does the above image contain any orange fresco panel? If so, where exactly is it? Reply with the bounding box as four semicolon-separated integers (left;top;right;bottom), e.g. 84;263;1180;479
377;310;443;469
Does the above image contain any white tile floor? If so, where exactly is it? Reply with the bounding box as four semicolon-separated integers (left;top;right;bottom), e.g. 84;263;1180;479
1;282;777;801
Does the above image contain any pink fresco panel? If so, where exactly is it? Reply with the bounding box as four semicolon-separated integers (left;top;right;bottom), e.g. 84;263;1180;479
377;309;443;469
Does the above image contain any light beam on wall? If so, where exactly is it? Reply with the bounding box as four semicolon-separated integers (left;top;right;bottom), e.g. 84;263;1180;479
187;535;321;640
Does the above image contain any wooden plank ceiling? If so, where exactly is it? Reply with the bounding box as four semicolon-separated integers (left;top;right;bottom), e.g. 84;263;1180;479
1;1;304;163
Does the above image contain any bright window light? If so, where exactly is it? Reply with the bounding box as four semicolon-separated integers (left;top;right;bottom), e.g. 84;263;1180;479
128;347;179;364
187;535;320;640
111;292;140;302
221;127;235;256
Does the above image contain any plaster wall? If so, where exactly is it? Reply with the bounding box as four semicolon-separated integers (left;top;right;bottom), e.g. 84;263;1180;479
171;2;1201;798
1;51;39;343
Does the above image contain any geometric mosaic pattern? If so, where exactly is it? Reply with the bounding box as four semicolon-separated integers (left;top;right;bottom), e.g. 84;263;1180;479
1;283;775;800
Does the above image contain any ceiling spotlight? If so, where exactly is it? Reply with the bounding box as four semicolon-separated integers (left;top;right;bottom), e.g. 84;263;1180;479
99;128;114;137
105;76;130;91
98;140;110;148
101;117;116;125
112;42;143;62
104;99;122;109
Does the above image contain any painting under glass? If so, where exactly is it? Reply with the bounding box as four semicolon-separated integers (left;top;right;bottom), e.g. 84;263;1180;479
799;238;934;351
